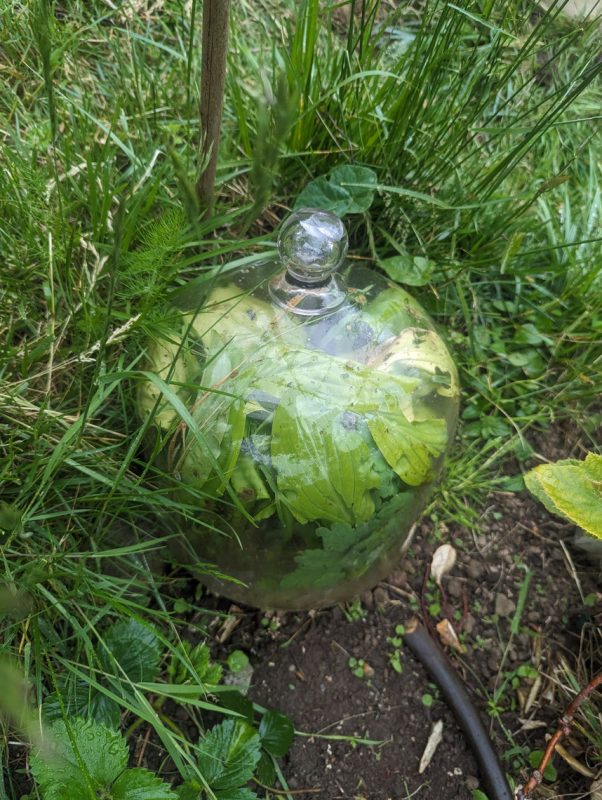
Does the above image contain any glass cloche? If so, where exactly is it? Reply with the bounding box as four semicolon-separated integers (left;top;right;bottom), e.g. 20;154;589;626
137;209;459;609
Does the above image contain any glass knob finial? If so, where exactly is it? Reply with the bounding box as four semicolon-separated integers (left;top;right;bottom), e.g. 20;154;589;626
278;208;348;285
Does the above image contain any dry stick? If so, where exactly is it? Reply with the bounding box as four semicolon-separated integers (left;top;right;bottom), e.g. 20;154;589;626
517;671;602;799
404;618;513;800
196;0;231;217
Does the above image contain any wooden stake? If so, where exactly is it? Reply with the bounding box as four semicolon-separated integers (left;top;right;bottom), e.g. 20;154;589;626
197;0;231;217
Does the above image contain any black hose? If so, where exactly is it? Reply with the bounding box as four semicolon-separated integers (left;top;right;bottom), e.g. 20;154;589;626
404;618;514;800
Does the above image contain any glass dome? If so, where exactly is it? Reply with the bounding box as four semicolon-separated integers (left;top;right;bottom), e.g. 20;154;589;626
137;209;459;610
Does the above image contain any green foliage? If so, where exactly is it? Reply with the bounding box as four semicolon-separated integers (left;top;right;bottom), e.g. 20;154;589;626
379;253;434;287
294;165;378;216
44;620;161;727
101;619;162;682
227;650;250;675
258;710;295;758
179;720;262;800
169;641;223;688
525;453;602;540
30;719;176;800
528;750;558;782
119;210;187;313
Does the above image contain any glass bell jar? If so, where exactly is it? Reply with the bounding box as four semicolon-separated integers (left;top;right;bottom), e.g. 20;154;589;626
137;209;459;610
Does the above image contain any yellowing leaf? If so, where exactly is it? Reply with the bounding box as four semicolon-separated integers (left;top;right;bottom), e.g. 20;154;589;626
524;453;602;540
366;394;447;486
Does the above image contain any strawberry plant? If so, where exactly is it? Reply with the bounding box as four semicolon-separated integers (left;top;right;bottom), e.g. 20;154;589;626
29;718;176;800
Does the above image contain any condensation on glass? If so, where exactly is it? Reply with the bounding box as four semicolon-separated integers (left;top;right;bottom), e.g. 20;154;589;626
138;209;460;609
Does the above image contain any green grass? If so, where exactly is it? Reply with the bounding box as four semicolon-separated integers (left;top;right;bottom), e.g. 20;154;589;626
1;0;601;795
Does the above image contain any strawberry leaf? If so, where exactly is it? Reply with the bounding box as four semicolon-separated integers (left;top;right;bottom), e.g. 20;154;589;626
112;768;177;800
101;619;162;682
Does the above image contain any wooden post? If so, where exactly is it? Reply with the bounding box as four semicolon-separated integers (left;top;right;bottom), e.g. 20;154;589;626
196;0;231;217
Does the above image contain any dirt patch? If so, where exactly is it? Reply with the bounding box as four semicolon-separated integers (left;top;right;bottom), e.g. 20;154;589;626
215;477;601;800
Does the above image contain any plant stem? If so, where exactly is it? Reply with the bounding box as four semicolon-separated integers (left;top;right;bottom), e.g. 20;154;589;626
404;618;513;800
517;672;602;799
197;0;231;217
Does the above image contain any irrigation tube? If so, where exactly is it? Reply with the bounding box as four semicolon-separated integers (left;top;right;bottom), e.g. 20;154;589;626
404;618;514;800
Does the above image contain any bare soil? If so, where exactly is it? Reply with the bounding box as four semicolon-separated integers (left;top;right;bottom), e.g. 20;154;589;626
208;426;601;799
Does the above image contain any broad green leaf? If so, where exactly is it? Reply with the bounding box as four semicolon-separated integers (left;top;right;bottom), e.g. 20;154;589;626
196;720;261;793
294;165;377;215
258;710;294;758
524;453;602;540
30;719;127;799
44;678;121;728
293;176;351;216
112;768;177;800
366;394;447;486
254;752;276;787
379;253;433;286
328;165;378;213
101;619;161;683
271;399;380;525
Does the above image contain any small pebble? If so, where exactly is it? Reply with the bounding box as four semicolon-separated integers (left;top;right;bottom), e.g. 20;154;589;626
389;569;408;588
465;775;480;790
466;559;485;579
360;590;375;611
373;587;389;607
447;578;463;599
463;614;476;635
495;593;516;617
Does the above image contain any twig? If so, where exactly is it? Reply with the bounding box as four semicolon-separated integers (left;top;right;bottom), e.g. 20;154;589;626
516;671;602;799
404;618;513;800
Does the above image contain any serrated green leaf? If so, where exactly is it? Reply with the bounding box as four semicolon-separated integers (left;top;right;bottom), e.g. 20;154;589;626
112;768;177;800
281;491;415;590
101;619;162;683
524;453;602;540
258;711;294;758
43;677;121;728
366;394;447;486
30;719;128;799
197;720;261;793
215;790;257;800
254;752;276;787
176;781;199;800
271;399;380;525
294;165;377;215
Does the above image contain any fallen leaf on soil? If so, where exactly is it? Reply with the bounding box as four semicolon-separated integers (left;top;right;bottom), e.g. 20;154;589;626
431;544;457;585
436;618;466;654
419;719;444;774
